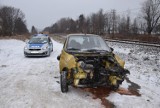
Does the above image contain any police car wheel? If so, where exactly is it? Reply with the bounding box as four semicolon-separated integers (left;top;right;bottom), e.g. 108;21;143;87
47;51;50;57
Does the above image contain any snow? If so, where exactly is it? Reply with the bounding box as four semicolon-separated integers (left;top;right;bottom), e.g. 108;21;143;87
0;39;102;108
107;42;160;108
0;39;160;108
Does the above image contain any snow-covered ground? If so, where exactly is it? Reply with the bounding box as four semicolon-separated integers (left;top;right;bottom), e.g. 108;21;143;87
0;39;159;108
107;42;160;108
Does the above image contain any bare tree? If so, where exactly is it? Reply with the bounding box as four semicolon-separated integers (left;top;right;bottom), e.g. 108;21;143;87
0;18;2;35
85;16;91;34
31;26;38;34
14;18;28;34
141;0;160;34
112;10;116;35
50;23;58;33
68;18;77;33
131;18;139;35
90;13;97;34
118;16;127;34
0;6;14;36
104;12;112;34
97;9;105;35
126;16;131;34
0;6;28;36
47;17;77;34
78;14;85;33
43;26;51;33
42;0;160;36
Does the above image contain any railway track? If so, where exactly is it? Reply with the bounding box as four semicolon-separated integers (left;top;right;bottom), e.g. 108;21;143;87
52;34;160;47
105;39;160;47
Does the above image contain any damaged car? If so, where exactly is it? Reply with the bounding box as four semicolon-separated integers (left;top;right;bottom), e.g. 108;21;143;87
57;34;130;93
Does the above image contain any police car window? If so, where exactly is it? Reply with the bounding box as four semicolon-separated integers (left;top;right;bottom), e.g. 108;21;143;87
41;38;48;43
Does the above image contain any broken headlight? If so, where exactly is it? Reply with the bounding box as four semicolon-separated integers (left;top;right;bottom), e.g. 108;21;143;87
78;61;85;68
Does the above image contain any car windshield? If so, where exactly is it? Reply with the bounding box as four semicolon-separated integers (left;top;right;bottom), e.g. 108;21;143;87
66;35;111;52
29;37;48;44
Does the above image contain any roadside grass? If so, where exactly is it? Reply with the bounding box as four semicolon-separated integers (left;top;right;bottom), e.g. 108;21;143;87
0;34;30;41
0;34;65;43
0;34;159;44
49;34;65;43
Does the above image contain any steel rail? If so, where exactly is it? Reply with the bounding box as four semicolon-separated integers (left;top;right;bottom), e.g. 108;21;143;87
105;39;160;47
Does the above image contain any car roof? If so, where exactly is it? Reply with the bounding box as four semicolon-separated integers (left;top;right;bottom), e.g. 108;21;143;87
67;33;99;36
67;34;100;38
33;34;48;37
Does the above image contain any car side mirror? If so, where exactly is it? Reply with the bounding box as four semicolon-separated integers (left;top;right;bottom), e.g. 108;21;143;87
57;55;60;61
110;47;114;52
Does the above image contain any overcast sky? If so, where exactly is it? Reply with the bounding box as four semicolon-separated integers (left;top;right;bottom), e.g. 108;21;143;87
0;0;146;31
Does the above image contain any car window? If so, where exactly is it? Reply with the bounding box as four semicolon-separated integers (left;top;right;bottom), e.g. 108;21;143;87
29;37;48;44
66;35;111;52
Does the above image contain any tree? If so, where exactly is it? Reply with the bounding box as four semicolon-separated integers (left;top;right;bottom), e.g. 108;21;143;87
126;16;131;34
78;14;85;33
110;9;118;36
118;16;127;34
31;26;37;34
90;13;97;34
85;17;91;33
118;15;131;35
111;10;116;35
131;18;139;35
68;19;77;33
43;26;51;33
14;18;28;34
0;18;2;36
90;9;105;35
141;0;160;34
51;23;58;33
97;9;105;35
0;6;14;36
104;12;112;34
0;6;28;36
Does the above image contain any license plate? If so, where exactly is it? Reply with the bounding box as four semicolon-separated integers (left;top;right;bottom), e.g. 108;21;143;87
31;51;39;53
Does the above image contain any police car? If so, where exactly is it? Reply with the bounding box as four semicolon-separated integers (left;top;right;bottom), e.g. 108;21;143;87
24;34;53;57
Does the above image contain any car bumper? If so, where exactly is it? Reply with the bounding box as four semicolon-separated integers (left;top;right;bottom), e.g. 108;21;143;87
24;49;49;56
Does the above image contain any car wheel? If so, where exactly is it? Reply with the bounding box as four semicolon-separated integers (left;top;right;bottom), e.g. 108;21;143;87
47;50;50;57
60;71;68;93
24;54;28;57
51;46;53;52
111;85;119;91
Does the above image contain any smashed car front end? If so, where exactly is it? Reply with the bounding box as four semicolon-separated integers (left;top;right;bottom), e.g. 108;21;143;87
58;34;130;92
60;49;129;89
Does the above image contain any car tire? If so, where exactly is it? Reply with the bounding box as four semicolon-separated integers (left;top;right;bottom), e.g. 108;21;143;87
24;54;28;57
51;46;53;52
111;84;119;91
60;71;68;93
47;50;50;57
